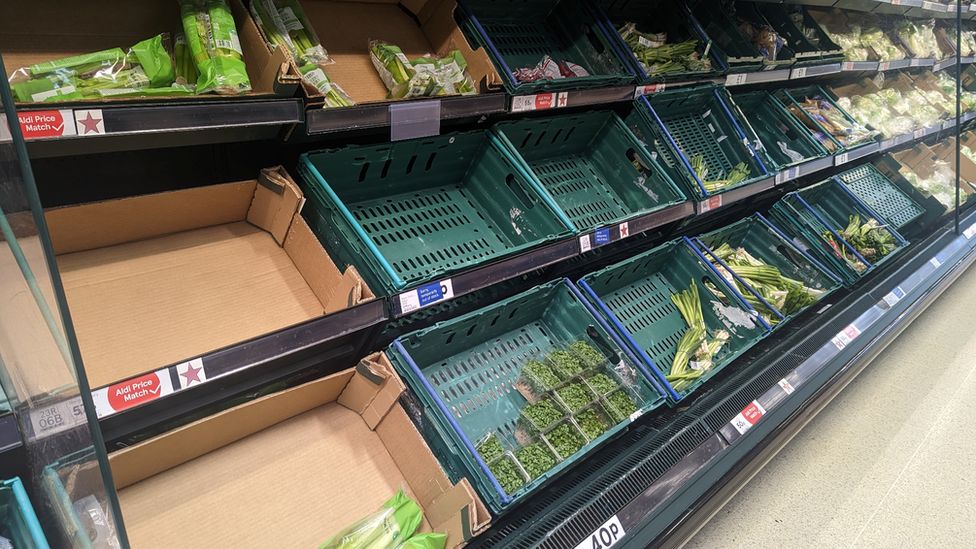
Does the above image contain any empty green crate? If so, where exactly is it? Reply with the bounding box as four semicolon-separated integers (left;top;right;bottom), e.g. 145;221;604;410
493;110;688;232
694;213;843;328
0;478;48;549
834;164;925;229
730;90;830;171
578;238;770;402
768;179;908;286
298;130;574;295
777;86;880;154
600;0;725;84
686;0;767;71
388;279;666;512
755;3;844;64
631;86;770;201
457;0;634;93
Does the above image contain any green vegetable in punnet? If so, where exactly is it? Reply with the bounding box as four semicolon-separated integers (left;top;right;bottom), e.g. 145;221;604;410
547;350;585;379
606;390;638;421
515;443;558;480
546;422;587;458
556;383;594;412
585;373;618;396
569;341;605;368
180;0;251;95
318;489;422;549
276;0;331;64
576;407;610;440
522;359;561;392
522;399;564;430
488;456;526;495
476;433;505;463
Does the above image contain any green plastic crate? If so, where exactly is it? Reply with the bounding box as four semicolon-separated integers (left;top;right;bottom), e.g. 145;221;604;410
630;87;770;201
755;3;844;64
729;90;830;171
578;238;771;402
298;130;574;295
457;0;634;94
492;110;688;232
768;179;909;286
686;0;767;71
693;213;843;328
0;477;48;549
835;164;925;230
776;86;880;154
388;279;666;513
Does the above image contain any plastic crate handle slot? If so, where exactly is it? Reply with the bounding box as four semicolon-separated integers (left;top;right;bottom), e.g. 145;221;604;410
693;237;785;322
506;173;537;209
640;96;710;196
564;279;669;399
576;279;681;401
391;339;513;504
613;114;685;201
682;236;773;331
713;88;769;174
831;177;910;247
756;212;844;285
793;194;873;269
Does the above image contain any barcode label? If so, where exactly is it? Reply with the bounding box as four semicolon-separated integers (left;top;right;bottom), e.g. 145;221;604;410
511;92;568;112
883;286;906;307
778;378;795;395
775;167;799;184
579;235;592;253
28;396;87;439
930;257;942;268
791;67;808;79
634;83;665;97
834;153;850;166
726;73;747;86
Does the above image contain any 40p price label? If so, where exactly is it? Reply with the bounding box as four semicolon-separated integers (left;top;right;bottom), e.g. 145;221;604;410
575;515;625;549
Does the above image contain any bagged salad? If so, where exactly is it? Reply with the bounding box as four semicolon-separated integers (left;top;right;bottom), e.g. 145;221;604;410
370;41;476;99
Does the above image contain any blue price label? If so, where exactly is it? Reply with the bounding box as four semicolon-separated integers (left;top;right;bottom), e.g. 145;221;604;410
594;228;611;246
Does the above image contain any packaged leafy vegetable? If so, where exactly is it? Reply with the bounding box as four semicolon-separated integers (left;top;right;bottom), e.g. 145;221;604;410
370;40;476;99
180;0;251;94
319;490;423;549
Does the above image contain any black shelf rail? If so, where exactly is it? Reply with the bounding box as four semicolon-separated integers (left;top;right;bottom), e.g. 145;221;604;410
304;93;508;136
465;204;976;549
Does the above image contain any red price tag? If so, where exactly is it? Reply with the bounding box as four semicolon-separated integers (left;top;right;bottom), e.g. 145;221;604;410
698;195;722;213
730;400;766;434
92;369;175;417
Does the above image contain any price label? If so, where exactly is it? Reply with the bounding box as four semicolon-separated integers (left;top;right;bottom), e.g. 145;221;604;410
634;83;665;97
618;221;630;239
511;92;568;113
28;396;87;439
399;279;454;314
594;227;611;246
964;224;976;239
790;67;808;79
831;324;861;350
775;167;799;184
914;128;926;140
92;369;175;418
878;61;891;72
911;58;927;67
842;62;855;71
883;286;906;307
730;400;766;435
698;195;722;213
574;515;625;549
778;378;795;395
17;109;78;140
726;73;748;86
579;234;592;253
930;257;942;269
834;153;850;166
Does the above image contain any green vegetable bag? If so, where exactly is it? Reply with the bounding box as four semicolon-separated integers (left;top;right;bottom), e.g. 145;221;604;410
180;0;251;94
319;490;423;549
396;533;448;549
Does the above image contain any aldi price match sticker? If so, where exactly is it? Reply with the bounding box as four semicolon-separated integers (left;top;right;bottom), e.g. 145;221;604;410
730;400;766;435
92;368;176;418
831;324;861;350
399;279;455;314
574;515;625;549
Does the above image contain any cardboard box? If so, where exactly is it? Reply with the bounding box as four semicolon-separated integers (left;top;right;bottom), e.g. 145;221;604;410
928;137;976;192
247;0;502;107
891;142;976;194
44;166;373;388
0;0;295;104
108;353;490;548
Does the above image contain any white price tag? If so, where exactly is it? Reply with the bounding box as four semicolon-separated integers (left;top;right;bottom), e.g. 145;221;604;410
883;286;905;307
579;234;592;253
698;195;722;213
878;61;890;72
778;378;795;395
634;83;665;97
834;153;850;166
775;167;799;184
831;324;861;350
930;257;942;268
965;224;976;240
726;73;747;86
28;396;87;439
574;515;625;549
914;128;926;139
398;279;455;314
730;400;766;435
511;92;567;113
618;221;630;239
791;67;808;79
842;62;855;71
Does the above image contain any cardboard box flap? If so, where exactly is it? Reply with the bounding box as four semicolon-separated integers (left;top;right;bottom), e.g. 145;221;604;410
46;181;255;255
429;479;491;541
338;353;405;429
248;167;304;245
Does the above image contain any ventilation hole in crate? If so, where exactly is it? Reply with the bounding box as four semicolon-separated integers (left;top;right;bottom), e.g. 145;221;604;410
358;162;369;182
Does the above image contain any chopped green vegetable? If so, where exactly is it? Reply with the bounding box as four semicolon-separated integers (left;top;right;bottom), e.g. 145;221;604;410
690;154;751;192
522;399;564;430
569;341;605;368
576;407;610;440
488;456;526;495
585;373;619;396
546;422;587;458
556;383;594;412
547;350;585;379
515;443;557;480
606;390;638;421
476;433;505;463
522;360;561;391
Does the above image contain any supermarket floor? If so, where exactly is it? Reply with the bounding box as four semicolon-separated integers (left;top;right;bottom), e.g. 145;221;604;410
687;261;976;549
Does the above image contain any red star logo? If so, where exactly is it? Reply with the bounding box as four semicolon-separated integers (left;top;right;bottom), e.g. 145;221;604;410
78;112;102;134
181;363;203;385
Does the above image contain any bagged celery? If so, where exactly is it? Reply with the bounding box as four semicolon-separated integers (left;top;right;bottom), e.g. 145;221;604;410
319;490;423;549
9;34;177;102
370;41;476;99
299;63;354;107
181;0;251;94
396;533;448;549
174;33;198;85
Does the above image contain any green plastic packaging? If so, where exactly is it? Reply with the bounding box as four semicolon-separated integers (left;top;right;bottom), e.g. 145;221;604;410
128;34;176;87
318;490;423;549
180;0;251;94
396;533;448;549
27;47;125;77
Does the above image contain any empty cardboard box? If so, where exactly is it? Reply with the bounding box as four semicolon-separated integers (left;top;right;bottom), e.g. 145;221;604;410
107;353;490;548
44;166;373;389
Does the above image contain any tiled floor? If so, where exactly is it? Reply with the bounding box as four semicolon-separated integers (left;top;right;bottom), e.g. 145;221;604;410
687;262;976;549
